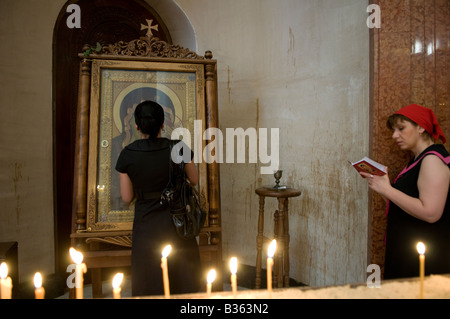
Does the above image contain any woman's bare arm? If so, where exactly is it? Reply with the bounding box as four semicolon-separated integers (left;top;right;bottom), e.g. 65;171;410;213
364;155;449;223
185;162;199;185
119;172;134;204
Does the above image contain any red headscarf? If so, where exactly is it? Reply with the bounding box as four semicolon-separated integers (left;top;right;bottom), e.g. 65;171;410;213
394;104;446;144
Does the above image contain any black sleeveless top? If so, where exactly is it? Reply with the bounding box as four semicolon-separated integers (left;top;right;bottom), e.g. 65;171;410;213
115;138;201;296
384;144;450;279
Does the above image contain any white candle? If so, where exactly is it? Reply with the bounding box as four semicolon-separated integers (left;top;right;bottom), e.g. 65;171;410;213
229;257;238;298
416;242;425;299
69;247;87;299
34;272;45;299
112;273;123;299
206;269;216;297
0;262;12;299
267;239;277;298
161;245;172;299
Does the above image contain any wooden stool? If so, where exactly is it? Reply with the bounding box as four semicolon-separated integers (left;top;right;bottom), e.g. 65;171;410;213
255;187;301;289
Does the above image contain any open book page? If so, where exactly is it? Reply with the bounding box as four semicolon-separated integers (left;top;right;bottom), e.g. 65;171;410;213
349;157;387;176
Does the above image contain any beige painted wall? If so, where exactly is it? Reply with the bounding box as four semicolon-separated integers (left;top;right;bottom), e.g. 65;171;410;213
0;0;67;282
0;0;370;287
176;0;370;286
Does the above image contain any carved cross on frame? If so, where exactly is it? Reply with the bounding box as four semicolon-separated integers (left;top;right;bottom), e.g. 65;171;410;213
141;19;159;37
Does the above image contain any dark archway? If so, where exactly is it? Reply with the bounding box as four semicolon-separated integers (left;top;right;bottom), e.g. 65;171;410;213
52;0;172;275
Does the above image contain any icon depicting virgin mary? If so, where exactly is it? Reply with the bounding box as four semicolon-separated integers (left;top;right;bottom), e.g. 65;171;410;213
110;85;184;211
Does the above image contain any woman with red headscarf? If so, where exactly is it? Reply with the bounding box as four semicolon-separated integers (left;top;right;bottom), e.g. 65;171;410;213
361;104;450;279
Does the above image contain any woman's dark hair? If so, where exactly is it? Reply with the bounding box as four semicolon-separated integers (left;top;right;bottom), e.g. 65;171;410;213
386;113;433;141
386;114;414;130
134;100;165;138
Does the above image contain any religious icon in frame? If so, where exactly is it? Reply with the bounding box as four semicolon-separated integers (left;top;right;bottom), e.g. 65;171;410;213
85;59;208;231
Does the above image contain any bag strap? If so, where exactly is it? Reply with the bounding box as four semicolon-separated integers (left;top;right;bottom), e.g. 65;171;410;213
167;139;186;182
167;140;175;186
160;140;186;204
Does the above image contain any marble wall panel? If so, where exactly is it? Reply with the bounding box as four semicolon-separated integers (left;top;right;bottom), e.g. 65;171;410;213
410;5;425;105
379;0;411;33
435;3;450;144
370;0;450;276
424;5;437;109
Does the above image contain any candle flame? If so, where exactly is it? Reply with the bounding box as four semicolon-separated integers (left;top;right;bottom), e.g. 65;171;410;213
417;242;426;255
207;269;217;284
69;247;84;264
268;239;277;258
230;257;238;274
0;262;8;279
162;245;172;258
34;272;43;289
112;273;124;289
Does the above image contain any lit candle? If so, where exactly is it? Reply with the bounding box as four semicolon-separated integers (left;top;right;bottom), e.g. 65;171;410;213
34;272;45;299
417;242;426;299
69;247;87;299
206;269;216;297
0;262;12;299
161;245;172;299
267;239;277;298
112;273;123;299
229;257;238;298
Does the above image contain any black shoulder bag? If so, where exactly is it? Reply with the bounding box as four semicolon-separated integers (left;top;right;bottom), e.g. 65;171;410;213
160;140;207;240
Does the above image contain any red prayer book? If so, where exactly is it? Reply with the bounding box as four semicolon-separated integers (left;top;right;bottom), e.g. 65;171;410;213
349;157;387;176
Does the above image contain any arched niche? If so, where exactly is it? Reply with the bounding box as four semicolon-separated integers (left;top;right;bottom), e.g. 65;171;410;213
53;0;174;275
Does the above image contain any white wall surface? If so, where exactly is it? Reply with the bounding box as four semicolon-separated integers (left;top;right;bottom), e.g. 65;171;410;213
175;0;370;286
0;0;66;282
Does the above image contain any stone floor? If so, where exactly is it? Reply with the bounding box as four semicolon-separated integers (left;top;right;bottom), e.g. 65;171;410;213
55;279;241;299
15;263;304;299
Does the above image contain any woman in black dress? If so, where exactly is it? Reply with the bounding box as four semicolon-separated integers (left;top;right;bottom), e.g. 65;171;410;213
361;104;450;279
115;100;202;296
